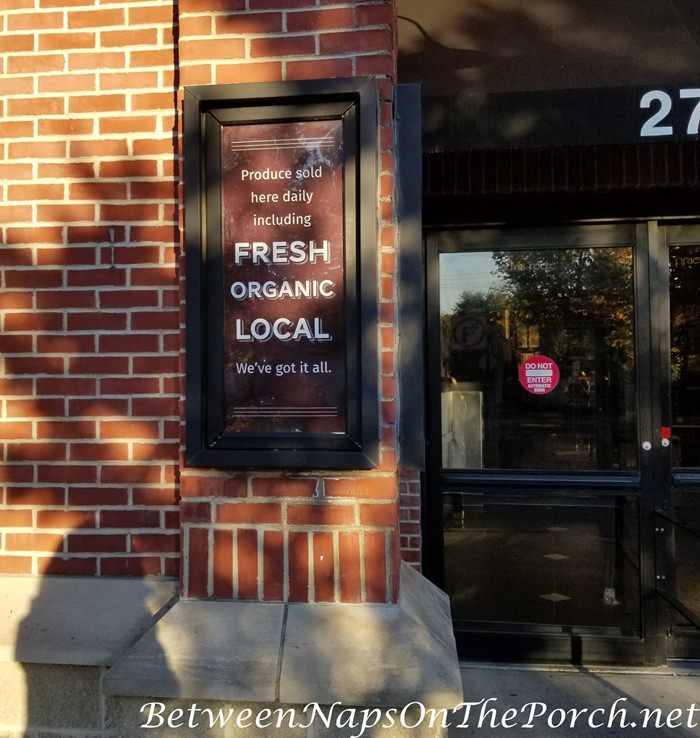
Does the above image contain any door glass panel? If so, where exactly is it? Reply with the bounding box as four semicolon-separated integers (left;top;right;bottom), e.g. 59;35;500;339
444;495;641;633
675;523;700;618
667;238;700;641
439;246;637;471
670;243;700;467
668;491;700;628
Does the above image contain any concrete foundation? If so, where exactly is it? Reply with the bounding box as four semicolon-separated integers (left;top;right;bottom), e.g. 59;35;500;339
0;565;461;738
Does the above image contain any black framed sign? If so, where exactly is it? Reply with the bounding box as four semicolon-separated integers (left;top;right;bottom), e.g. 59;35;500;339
184;79;379;468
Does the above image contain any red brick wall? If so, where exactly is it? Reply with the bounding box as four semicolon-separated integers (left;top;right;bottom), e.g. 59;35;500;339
398;470;421;568
0;0;181;577
177;0;402;603
0;0;414;599
180;474;398;602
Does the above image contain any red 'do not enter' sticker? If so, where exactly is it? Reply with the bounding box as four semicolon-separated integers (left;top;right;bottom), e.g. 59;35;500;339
518;355;560;395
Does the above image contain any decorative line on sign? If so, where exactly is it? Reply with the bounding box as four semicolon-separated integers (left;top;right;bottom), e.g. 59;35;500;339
233;406;338;417
229;138;335;152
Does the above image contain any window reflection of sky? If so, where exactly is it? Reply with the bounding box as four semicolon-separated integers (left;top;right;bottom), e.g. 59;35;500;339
440;252;503;312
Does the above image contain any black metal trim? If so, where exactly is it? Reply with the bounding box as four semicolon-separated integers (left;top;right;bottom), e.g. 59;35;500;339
435;224;637;252
455;629;646;665
672;471;700;486
396;84;425;470
441;471;641;490
632;221;666;664
184;79;379;469
423;231;446;584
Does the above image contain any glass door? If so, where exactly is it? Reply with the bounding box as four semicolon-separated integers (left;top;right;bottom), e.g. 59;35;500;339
437;238;638;473
426;223;678;664
656;225;700;658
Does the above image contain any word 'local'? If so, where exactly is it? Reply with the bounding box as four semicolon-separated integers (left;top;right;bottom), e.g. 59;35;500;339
235;317;330;343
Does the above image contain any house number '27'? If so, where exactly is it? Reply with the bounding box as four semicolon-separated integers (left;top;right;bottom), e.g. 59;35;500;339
640;89;700;137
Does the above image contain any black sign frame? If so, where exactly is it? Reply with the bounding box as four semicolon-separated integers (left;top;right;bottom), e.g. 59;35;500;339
184;79;379;469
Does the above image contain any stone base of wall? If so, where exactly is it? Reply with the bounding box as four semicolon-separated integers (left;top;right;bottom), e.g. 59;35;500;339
0;575;177;738
0;662;109;738
0;567;461;738
0;682;448;738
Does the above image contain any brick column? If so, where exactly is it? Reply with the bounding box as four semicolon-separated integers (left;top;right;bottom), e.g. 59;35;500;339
177;0;402;603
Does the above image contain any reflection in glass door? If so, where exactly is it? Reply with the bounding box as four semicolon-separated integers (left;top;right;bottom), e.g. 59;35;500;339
659;229;700;653
439;246;637;472
428;225;650;662
430;223;700;662
670;238;700;466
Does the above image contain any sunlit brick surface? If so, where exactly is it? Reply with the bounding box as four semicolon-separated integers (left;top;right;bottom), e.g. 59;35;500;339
0;0;417;600
0;0;181;578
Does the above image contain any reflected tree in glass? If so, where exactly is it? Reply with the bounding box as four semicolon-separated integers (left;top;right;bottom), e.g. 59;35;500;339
442;246;636;470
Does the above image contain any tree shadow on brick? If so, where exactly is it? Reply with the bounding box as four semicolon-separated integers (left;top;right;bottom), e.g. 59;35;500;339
3;131;183;734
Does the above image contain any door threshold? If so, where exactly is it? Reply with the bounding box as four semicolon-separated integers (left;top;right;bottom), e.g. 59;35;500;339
458;660;700;676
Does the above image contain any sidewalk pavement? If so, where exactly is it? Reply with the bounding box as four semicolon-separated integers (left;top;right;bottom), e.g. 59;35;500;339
450;661;700;737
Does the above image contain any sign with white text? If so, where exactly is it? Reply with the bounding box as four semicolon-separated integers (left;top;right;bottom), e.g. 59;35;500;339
222;120;346;434
185;79;379;469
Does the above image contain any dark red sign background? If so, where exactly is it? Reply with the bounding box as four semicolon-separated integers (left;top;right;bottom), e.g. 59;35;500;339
222;120;346;434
